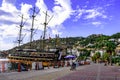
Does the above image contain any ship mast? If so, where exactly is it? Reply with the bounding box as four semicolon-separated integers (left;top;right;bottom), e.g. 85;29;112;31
18;15;25;47
43;11;48;41
42;11;53;51
42;11;48;51
30;7;39;48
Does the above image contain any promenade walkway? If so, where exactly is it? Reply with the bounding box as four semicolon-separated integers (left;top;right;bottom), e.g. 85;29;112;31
0;63;120;80
56;64;120;80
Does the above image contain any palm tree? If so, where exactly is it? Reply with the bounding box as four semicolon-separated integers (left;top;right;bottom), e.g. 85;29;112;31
102;52;109;62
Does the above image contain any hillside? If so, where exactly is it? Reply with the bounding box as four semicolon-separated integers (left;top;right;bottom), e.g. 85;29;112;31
6;32;120;54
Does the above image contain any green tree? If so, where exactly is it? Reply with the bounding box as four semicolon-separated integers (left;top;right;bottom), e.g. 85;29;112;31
77;49;90;61
105;41;117;65
95;52;101;58
91;52;101;63
102;52;109;62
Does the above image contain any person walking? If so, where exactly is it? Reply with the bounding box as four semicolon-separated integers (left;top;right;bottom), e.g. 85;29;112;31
70;62;76;71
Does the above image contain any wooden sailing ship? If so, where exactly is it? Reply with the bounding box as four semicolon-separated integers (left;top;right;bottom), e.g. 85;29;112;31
8;7;67;69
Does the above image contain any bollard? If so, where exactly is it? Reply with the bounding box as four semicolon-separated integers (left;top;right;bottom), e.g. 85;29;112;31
18;63;21;72
2;62;5;72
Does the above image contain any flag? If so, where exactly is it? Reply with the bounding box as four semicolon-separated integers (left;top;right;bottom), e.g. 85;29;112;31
58;51;63;60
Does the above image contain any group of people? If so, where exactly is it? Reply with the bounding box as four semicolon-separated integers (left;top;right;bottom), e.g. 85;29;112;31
55;49;77;70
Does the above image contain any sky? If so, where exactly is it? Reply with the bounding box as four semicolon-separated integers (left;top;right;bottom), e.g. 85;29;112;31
0;0;120;50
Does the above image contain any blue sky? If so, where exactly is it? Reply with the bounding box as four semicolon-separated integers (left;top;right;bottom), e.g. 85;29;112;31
0;0;120;50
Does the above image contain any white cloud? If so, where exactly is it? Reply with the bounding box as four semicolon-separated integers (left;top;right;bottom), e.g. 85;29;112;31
0;0;31;50
36;0;48;11
72;5;109;28
84;8;107;19
20;3;32;18
0;40;14;50
36;0;73;26
0;24;18;37
0;0;74;50
0;24;19;50
92;22;101;26
1;0;18;13
73;8;85;22
73;3;108;22
51;0;73;25
0;0;20;23
0;0;112;50
35;0;73;35
51;24;65;36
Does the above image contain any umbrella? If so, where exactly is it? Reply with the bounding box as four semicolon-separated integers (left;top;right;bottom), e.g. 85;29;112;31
64;55;76;59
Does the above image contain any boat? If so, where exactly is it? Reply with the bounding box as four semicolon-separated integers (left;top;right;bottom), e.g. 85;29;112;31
7;7;67;72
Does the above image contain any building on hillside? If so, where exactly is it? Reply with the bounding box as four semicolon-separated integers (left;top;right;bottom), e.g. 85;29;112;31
117;38;120;43
72;48;79;57
109;39;115;42
90;48;106;57
115;44;120;55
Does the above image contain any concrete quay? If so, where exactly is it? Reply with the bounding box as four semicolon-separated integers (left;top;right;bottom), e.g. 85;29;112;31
0;64;120;80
